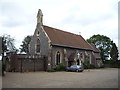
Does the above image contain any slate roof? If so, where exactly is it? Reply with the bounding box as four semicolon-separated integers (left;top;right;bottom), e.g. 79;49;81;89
43;25;99;52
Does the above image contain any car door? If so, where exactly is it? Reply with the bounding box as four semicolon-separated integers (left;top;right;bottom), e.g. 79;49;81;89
71;65;77;71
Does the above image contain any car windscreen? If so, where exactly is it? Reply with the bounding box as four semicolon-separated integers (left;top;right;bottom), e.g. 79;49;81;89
71;65;81;68
71;65;77;68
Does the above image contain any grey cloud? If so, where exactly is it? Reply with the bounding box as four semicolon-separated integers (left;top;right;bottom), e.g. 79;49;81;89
1;17;28;27
0;0;118;49
2;18;23;27
0;1;28;27
1;1;23;16
62;13;113;27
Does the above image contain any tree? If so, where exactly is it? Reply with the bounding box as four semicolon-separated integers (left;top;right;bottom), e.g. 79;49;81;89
19;35;32;53
110;43;119;62
1;34;17;75
87;34;112;61
2;34;17;56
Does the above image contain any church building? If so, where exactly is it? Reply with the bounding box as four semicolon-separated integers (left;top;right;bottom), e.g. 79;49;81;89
29;9;103;70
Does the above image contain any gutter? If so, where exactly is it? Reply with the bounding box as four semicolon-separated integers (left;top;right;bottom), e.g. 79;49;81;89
51;43;93;51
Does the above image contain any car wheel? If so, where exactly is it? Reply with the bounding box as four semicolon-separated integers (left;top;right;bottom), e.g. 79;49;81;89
80;70;83;72
66;70;68;72
76;70;79;72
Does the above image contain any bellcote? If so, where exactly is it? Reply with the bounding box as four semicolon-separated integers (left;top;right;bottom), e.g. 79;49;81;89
37;9;43;25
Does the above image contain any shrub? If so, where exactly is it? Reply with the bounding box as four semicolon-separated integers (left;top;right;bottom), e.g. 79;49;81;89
47;69;56;72
2;63;6;76
9;67;16;72
54;63;66;71
82;61;103;69
104;60;120;68
89;64;96;69
100;64;105;68
82;62;88;69
82;61;91;69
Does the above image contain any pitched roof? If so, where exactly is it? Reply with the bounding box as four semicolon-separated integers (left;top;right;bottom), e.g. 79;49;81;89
43;25;93;51
94;53;101;59
89;44;100;52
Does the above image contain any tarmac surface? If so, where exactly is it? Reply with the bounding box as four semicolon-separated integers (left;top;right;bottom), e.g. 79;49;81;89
2;68;118;88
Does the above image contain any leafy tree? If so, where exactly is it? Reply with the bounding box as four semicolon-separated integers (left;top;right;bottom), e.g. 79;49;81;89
110;43;119;62
1;34;17;75
87;34;112;61
19;35;32;53
2;37;7;57
2;34;17;56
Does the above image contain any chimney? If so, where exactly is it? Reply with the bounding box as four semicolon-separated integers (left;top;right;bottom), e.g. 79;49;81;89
37;9;43;25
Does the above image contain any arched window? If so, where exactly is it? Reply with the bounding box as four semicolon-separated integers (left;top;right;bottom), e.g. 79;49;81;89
88;54;91;64
80;53;83;59
88;54;90;60
36;39;40;53
77;59;79;65
56;51;60;65
36;31;40;36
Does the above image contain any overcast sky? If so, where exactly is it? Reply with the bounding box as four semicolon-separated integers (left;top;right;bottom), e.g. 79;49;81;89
0;0;119;51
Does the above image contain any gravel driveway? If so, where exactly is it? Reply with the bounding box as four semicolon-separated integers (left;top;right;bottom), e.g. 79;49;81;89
2;68;118;88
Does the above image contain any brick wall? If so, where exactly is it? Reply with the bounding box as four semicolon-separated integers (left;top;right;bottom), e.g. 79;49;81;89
6;53;47;72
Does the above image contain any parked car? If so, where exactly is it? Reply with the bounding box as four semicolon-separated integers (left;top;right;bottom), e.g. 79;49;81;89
66;65;84;72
